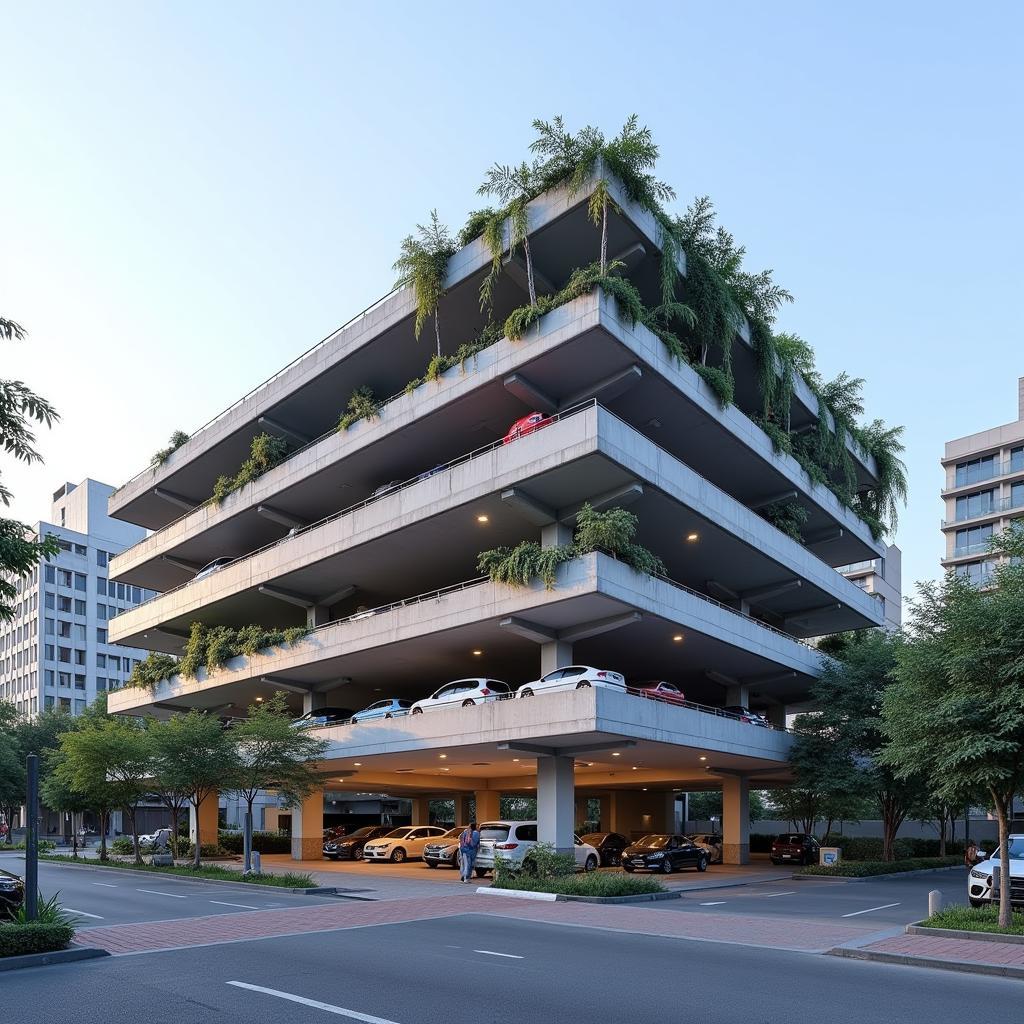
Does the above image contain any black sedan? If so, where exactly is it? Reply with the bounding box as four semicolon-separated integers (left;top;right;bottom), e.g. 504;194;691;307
622;834;709;874
0;867;25;916
323;825;391;860
579;832;629;867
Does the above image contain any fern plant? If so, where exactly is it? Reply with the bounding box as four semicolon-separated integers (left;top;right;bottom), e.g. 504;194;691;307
178;622;311;677
338;386;381;431
478;161;543;309
393;210;456;358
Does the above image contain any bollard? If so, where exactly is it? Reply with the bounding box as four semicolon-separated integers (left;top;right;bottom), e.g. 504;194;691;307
928;889;943;916
251;850;262;875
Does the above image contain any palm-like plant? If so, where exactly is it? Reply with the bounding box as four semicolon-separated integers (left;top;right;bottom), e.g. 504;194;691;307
393;211;456;358
478;162;540;307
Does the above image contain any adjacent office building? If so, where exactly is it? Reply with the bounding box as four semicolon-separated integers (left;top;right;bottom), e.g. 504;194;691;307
942;377;1024;584
0;479;156;718
105;169;895;864
837;544;902;631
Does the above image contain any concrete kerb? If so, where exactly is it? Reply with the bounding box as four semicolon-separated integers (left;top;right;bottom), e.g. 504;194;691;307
794;865;965;883
906;922;1024;946
828;944;1024;981
0;947;110;973
477;886;682;905
37;857;339;896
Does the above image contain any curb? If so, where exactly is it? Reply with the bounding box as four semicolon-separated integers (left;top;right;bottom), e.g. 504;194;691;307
906;923;1024;946
477;887;557;901
795;865;964;883
828;944;1024;980
0;947;109;973
38;858;338;896
476;887;680;904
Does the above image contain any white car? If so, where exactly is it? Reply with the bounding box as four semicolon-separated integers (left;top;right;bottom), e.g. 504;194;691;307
686;833;724;864
193;557;235;582
473;820;600;877
138;827;171;848
409;678;511;714
517;665;625;698
362;825;447;863
968;834;1024;907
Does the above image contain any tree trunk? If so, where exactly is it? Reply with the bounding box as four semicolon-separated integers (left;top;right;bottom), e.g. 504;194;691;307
126;807;142;865
243;802;254;874
433;311;441;359
192;800;202;869
880;792;906;862
523;233;537;306
992;788;1012;929
99;811;108;862
823;816;834;843
938;811;947;857
600;200;608;276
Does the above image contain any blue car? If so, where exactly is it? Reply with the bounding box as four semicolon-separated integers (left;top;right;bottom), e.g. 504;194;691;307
351;698;413;723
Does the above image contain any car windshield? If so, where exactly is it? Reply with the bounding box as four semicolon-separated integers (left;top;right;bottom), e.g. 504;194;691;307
479;825;510;842
346;827;378;839
488;681;510;692
384;828;413;839
1003;838;1024;860
778;834;804;844
581;834;606;844
637;835;669;848
443;828;463;838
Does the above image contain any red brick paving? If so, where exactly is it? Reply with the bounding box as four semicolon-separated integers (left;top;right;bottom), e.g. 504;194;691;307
862;933;1024;967
74;893;876;956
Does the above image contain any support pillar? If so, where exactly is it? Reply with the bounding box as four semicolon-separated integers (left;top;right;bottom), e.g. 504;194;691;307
541;640;573;675
455;795;472;826
307;605;331;628
302;691;329;715
765;705;786;729
537;756;575;854
598;794;611;833
474;790;500;823
264;806;280;832
725;685;749;707
189;792;219;846
722;775;750;865
411;797;432;825
541;522;572;548
290;788;324;861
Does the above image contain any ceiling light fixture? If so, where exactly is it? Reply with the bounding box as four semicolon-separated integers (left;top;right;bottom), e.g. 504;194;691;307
632;766;638;771
611;752;621;757
472;649;483;656
686;532;699;542
353;762;362;766
512;758;520;763
476;514;490;524
672;634;683;642
255;696;264;702
439;754;447;759
699;755;707;762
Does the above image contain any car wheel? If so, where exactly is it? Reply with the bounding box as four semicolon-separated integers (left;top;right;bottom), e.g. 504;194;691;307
384;713;393;719
391;848;406;863
584;855;598;872
411;707;423;715
425;860;437;868
660;859;674;874
576;681;591;689
475;868;488;878
462;699;475;707
623;864;635;873
697;856;708;872
520;689;533;697
969;898;986;909
770;858;781;866
353;846;364;860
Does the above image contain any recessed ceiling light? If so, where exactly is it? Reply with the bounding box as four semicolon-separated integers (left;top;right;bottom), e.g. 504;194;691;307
631;766;638;771
642;787;648;792
353;762;362;766
672;634;684;642
439;754;447;759
686;532;699;542
699;755;707;761
512;758;520;762
255;696;264;702
440;767;450;771
611;752;621;757
477;514;489;524
472;649;483;656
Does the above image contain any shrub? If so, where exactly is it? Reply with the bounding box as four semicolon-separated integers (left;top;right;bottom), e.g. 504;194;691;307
110;837;136;856
11;891;74;927
179;622;309;677
338;386;381;431
217;830;292;855
127;651;179;690
759;499;809;542
0;922;75;958
922;904;1024;936
694;364;735;407
493;843;575;888
458;207;497;248
151;430;190;466
186;843;231;858
495;872;665;898
211;432;289;503
800;856;961;877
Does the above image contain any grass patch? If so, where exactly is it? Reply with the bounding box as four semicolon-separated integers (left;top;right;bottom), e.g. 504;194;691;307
0;922;75;958
41;854;316;888
921;904;1024;936
493;872;666;898
800;856;962;877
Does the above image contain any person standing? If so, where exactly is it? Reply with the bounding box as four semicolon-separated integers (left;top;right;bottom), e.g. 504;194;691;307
459;821;480;883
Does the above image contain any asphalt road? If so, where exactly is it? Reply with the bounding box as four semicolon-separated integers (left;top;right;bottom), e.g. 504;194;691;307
3;912;1019;1024
0;853;342;925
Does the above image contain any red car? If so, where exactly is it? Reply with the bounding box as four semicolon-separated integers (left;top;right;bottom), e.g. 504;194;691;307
629;680;687;706
503;411;553;444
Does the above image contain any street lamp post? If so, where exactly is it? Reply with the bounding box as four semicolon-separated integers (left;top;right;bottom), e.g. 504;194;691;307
25;753;39;921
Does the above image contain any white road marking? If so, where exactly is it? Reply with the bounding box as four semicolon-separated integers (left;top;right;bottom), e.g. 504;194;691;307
209;900;259;910
700;901;727;906
91;882;118;887
762;891;797;898
226;982;401;1023
136;888;187;898
473;949;524;959
64;908;104;919
842;902;901;918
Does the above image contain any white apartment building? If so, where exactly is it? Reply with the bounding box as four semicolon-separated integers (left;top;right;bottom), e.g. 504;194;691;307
837;544;902;631
942;377;1024;584
0;479;156;717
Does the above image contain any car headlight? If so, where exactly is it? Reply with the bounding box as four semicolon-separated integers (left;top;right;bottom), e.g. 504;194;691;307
970;869;991;881
0;879;20;890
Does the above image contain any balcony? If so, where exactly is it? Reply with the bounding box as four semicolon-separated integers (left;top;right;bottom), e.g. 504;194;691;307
941;493;1024;528
942;458;1024;495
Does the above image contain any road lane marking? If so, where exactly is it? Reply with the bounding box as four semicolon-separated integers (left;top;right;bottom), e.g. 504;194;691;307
842;902;901;918
473;949;524;959
209;900;259;910
700;901;727;906
762;891;797;898
226;982;401;1023
64;908;104;919
136;889;187;898
91;882;118;887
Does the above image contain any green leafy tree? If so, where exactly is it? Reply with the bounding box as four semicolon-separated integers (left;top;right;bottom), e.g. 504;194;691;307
148;710;237;867
226;694;328;872
685;790;768;824
478;161;541;307
883;525;1024;926
393;211;456;358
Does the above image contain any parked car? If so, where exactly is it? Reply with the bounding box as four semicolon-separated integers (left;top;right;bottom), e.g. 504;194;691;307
503;411;554;445
423;827;469;869
579;831;629;867
517;665;625;698
290;706;355;729
371;479;404;499
686;833;724;864
410;678;511;714
770;833;820;865
323;825;348;843
193;557;235;582
474;821;599;877
323;825;391;861
362;825;447;863
968;834;1024;908
0;867;25;917
622;834;709;874
629;680;687;706
138;827;172;848
351;698;413;722
722;705;770;727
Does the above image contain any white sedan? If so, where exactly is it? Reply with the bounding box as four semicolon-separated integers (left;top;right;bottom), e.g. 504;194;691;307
410;678;512;714
362;826;448;863
517;665;625;698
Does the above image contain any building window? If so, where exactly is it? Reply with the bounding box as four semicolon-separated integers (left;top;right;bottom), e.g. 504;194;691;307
108;655;121;671
96;578;106;596
44;592;54;610
1012;481;1024;510
44;695;54;710
96;653;106;668
44;618;54;636
74;543;87;556
44;670;54;688
955;454;999;486
74;598;86;616
44;565;55;584
44;644;55;660
74;649;86;666
96;550;108;567
97;604;107;620
74;573;87;592
58;672;71;688
58;595;71;613
74;674;86;690
96;627;107;644
954;522;994;556
96;677;107;691
955;489;995;521
956;560;997;585
1012;446;1024;473
73;623;86;643
57;620;71;638
58;569;72;587
116;582;125;600
57;539;71;552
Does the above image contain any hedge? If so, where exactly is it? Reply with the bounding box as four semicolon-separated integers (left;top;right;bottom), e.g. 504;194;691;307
0;922;75;958
217;830;292;854
494;873;665;897
922;904;1024;936
800;856;962;877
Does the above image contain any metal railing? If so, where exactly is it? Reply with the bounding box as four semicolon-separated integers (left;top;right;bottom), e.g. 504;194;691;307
951;540;996;558
945;458;1024;491
942;493;1024;527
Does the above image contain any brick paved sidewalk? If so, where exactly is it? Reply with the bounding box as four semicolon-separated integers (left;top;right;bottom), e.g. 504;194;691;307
839;932;1024;975
75;892;878;956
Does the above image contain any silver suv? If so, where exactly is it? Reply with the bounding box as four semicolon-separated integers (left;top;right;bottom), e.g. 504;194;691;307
474;820;599;878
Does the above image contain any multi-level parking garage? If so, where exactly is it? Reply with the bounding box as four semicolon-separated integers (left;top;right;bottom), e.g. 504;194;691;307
107;168;890;866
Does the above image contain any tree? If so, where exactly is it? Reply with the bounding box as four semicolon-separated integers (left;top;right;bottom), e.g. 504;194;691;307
883;524;1024;926
478;161;541;307
393;211;456;358
148;710;237;867
684;790;768;824
226;694;327;872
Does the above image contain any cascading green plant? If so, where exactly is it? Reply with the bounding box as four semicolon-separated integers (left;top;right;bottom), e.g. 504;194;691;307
151;430;190;466
393;210;456;358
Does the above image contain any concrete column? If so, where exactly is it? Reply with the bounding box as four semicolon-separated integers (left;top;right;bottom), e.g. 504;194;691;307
307;605;331;628
598;794;611;833
411;797;432;825
725;685;749;707
541;640;573;675
537;756;575;853
541;522;572;548
302;691;329;715
455;795;472;826
765;704;786;729
607;790;674;838
722;776;750;865
290;788;324;861
474;790;500;823
264;806;280;832
189;792;219;845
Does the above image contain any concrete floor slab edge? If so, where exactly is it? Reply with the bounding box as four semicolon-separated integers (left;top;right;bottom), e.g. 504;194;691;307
0;947;110;973
827;945;1024;980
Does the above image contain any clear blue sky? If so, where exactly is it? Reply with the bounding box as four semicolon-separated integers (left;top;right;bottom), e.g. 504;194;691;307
2;2;1022;610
